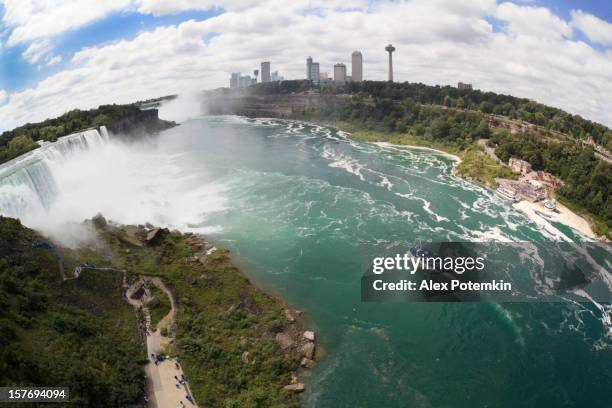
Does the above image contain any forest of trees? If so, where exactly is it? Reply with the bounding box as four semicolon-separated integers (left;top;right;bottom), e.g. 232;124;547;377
340;81;612;149
250;79;611;150
333;98;491;150
490;131;611;237
0;104;141;164
0;217;145;406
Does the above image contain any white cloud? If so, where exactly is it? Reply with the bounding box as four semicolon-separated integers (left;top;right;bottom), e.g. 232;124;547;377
1;0;254;47
0;0;611;131
45;55;62;66
2;0;133;46
21;40;53;63
496;2;572;39
0;90;7;104
570;10;612;46
135;0;258;15
20;39;62;67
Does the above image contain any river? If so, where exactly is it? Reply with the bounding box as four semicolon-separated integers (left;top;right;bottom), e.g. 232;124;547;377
0;115;610;407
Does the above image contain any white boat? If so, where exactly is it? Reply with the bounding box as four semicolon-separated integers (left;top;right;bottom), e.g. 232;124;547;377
543;199;556;211
497;186;518;202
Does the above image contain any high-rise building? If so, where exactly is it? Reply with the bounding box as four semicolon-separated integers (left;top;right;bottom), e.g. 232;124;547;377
458;82;473;90
307;57;313;80
310;62;320;83
271;71;284;82
261;61;271;83
334;63;346;82
306;57;320;82
230;72;240;88
230;72;257;88
351;51;363;82
239;75;252;88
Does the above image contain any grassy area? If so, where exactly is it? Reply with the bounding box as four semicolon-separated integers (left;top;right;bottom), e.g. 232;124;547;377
149;285;171;328
1;217;307;407
93;223;306;407
456;145;517;187
0;217;145;407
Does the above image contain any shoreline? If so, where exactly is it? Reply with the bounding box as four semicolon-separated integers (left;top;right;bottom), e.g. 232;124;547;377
111;223;317;405
513;200;598;240
372;141;462;162
311;118;602;241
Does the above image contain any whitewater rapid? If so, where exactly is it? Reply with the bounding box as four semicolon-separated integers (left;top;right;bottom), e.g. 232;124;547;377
0;116;609;344
1;115;611;406
0;125;225;246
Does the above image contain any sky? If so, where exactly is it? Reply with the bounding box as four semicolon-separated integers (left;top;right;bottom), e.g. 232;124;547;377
0;0;611;131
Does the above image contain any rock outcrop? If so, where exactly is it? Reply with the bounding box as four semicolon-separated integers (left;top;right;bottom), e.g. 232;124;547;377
145;227;168;244
204;89;348;119
300;357;315;369
284;309;295;322
299;341;315;359
275;332;294;350
303;330;315;342
283;383;305;393
106;108;175;139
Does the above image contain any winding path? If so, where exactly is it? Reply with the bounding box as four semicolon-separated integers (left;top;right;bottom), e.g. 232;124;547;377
126;277;199;408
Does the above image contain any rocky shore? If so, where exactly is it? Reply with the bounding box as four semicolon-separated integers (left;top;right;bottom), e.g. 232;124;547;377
203;88;348;118
88;217;317;406
105;108;176;138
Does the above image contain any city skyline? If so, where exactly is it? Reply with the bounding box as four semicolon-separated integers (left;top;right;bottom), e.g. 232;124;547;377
232;49;364;87
1;1;611;130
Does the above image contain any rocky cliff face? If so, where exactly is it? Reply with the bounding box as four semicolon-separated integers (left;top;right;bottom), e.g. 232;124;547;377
203;89;348;119
106;108;175;138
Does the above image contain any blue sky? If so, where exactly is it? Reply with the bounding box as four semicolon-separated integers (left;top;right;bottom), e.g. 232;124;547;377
0;8;222;92
540;0;611;21
0;0;611;129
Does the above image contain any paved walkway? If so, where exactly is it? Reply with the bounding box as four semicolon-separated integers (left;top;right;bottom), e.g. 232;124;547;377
478;138;501;163
126;278;199;408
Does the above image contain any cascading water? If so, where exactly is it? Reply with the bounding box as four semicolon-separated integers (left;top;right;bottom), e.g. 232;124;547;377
0;123;226;246
0;128;110;220
0;130;109;218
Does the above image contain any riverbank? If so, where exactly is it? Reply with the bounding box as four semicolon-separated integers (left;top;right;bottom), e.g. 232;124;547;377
513;200;598;240
302;118;604;241
92;218;316;407
373;141;461;162
295;117;514;188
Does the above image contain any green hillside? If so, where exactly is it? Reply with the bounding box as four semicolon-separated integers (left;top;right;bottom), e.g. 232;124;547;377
0;217;145;407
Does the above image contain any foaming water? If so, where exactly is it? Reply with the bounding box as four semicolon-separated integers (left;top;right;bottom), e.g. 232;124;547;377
1;116;610;406
0;126;225;245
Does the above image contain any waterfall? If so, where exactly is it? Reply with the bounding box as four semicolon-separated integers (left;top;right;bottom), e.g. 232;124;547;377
0;127;110;220
0;121;225;248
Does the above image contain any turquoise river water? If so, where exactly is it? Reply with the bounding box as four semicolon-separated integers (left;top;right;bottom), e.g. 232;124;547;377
0;116;610;407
